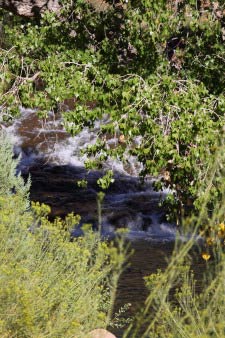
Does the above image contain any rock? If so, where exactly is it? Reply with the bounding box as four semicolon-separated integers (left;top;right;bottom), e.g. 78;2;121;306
88;328;117;338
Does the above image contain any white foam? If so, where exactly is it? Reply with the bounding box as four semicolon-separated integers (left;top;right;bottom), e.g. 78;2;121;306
2;107;145;175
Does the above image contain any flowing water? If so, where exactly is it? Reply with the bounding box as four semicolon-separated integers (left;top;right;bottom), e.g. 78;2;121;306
3;108;176;240
1;108;205;337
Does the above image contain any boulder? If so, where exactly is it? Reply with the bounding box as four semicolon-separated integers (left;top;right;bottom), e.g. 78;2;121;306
88;328;117;338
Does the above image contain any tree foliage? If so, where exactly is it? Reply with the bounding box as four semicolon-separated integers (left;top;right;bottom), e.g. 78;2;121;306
0;0;225;220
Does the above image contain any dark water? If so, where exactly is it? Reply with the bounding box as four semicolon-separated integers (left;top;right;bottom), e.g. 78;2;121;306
112;241;206;337
112;241;174;336
2;109;206;337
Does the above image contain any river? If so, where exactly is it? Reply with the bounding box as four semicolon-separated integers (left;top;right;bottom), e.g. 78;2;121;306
2;108;205;337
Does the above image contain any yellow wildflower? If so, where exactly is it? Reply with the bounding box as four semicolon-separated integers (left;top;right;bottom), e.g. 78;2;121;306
219;222;225;232
206;237;215;246
202;253;211;261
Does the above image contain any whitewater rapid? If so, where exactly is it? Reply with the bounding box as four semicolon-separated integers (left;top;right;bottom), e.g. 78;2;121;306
2;108;176;241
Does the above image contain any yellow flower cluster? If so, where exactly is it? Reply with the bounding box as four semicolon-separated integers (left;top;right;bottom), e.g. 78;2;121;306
201;222;225;261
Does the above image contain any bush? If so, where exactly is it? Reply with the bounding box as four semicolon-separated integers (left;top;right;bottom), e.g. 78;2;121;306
0;132;125;337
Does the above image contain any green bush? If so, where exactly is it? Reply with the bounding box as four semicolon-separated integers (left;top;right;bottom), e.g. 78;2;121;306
0;132;125;337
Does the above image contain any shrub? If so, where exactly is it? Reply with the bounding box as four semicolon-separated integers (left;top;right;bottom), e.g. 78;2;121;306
0;132;125;337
